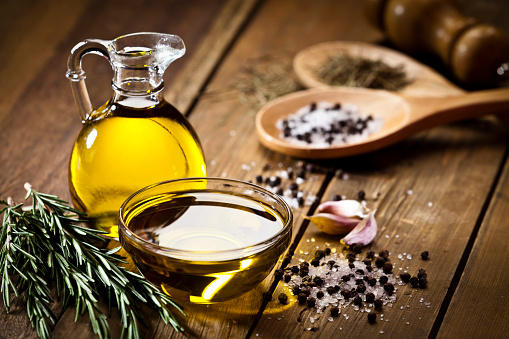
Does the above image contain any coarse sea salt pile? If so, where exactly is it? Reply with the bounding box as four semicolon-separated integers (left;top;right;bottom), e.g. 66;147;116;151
276;101;384;148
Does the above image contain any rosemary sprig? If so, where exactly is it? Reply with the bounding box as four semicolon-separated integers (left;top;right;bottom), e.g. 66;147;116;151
0;183;185;339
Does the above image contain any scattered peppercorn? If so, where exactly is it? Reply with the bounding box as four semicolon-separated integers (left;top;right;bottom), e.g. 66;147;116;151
365;292;375;303
375;257;385;268
357;190;366;201
316;291;324;299
419;278;428;288
379;249;389;259
324;247;331;256
383;262;393;274
400;272;411;284
421;251;429;260
379;275;389;285
278;293;288;304
409;276;420;288
298;293;307;304
353;295;363;306
311;258;320;267
307;297;316;307
292;286;301;295
330;306;340;317
327;286;336;295
274;269;284;281
331;194;342;201
366;250;375;259
374;299;383;310
417;269;427;279
384;283;395;294
362;258;372;266
284;274;291;283
368;278;377;287
357;284;366;294
367;312;376;324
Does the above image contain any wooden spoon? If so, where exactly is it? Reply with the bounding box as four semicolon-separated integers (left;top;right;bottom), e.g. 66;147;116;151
255;87;509;159
293;41;466;98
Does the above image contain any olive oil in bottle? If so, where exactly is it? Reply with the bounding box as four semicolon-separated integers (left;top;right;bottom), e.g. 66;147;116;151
66;33;207;237
69;99;206;237
121;189;291;303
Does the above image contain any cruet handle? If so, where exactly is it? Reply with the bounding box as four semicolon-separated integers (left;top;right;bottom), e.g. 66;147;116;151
66;39;110;121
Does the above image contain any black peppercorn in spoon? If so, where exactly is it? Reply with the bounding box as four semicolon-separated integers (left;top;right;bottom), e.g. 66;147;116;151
255;87;509;159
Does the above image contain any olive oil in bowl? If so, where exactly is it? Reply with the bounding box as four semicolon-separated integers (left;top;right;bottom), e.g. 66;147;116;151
119;178;292;303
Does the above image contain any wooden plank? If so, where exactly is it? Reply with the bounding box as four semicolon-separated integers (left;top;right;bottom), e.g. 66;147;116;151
436;149;509;337
255;118;508;337
0;0;93;124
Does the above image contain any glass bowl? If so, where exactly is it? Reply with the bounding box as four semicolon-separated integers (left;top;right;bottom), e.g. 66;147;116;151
119;177;293;304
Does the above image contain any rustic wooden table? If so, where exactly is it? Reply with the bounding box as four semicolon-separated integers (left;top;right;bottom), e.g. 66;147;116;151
1;0;509;338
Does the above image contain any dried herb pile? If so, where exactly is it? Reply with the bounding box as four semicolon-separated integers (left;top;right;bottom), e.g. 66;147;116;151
0;184;184;339
315;54;411;91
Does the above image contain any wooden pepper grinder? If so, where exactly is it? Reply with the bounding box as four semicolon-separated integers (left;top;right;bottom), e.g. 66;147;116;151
365;0;509;87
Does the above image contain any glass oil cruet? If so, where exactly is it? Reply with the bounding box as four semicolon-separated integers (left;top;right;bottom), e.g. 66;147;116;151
66;32;206;238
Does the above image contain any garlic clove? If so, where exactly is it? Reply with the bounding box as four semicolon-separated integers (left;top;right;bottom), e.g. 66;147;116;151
341;210;377;246
304;213;360;235
318;200;369;219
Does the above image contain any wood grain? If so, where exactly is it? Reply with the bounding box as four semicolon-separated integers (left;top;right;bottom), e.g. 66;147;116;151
436;149;509;338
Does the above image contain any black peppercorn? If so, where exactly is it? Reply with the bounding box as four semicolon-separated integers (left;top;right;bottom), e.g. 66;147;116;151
368;278;377;287
348;263;355;269
366;266;373;272
292;286;301;295
290;265;299;274
421;251;429;260
316;291;324;299
417;269;427;279
367;312;376;324
307;297;316;307
327;286;336;295
353;295;363;306
374;299;383;310
357;190;365;201
356;284;366;294
375;257;385;268
362;258;372;266
365;292;375;303
255;175;263;184
355;279;364;285
327;260;335;268
400;272;411;284
419;278;428;288
313;276;323;287
379;249;390;259
384;283;395;294
310;258;320;267
324;247;331;255
379;275;388;285
383;262;393;274
274;269;284;281
331;194;342;201
410;276;419;288
366;250;375;259
302;288;311;297
356;269;365;276
284;274;291;283
330;306;340;317
298;293;307;304
341;275;351;282
278;293;288;304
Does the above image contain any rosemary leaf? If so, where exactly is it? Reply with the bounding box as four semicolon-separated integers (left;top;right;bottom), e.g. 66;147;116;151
0;184;185;339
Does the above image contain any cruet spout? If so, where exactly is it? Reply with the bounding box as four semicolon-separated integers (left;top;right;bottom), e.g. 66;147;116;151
66;32;186;120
